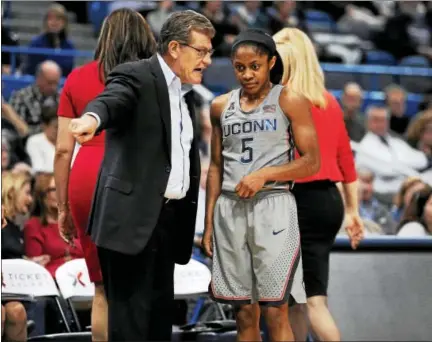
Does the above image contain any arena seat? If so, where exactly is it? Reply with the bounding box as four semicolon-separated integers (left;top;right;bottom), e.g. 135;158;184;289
365;50;396;66
1;259;72;333
55;259;95;332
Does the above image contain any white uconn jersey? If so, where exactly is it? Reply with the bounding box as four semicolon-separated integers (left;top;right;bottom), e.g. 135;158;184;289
221;85;295;193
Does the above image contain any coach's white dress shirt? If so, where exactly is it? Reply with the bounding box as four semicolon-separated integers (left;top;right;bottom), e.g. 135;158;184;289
86;54;194;199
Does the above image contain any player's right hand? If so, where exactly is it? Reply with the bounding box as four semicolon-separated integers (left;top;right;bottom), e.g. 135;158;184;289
202;229;213;258
69;114;98;144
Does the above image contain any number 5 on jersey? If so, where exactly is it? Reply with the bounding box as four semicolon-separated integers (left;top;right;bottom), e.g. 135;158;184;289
241;137;254;163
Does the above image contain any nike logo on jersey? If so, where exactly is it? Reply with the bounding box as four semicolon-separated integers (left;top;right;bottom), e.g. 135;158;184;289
225;111;235;119
273;229;285;235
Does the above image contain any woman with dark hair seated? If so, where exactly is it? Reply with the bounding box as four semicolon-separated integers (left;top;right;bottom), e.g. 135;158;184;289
24;172;84;277
397;186;432;237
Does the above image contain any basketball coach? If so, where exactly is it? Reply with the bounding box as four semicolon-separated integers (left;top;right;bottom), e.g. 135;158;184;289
68;10;215;341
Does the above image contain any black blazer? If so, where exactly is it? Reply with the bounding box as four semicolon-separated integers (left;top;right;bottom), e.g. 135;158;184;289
84;55;200;265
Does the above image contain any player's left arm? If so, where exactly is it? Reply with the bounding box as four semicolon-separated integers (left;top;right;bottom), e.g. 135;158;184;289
235;88;320;198
260;88;321;181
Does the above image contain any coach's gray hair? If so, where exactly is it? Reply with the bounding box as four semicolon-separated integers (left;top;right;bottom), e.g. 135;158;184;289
157;10;215;55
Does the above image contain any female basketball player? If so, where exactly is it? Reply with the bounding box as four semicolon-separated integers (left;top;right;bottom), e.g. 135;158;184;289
54;9;156;341
202;29;321;342
274;28;364;341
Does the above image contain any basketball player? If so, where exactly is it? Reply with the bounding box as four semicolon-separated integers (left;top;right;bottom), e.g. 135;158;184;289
202;29;321;342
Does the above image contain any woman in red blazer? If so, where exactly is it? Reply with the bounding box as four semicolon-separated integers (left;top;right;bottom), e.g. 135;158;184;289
54;9;156;341
274;28;364;342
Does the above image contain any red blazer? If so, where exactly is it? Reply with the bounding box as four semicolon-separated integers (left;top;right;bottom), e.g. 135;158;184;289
296;91;357;183
24;217;84;277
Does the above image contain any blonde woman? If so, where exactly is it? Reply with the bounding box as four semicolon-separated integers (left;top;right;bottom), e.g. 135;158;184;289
273;28;364;341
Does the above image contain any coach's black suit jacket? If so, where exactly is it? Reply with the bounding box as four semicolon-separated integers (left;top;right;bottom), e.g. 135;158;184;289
84;55;200;265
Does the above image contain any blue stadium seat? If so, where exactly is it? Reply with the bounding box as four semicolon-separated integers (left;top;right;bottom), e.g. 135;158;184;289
305;10;337;32
87;1;110;35
399;55;431;67
365;50;396;66
305;9;333;23
2;75;37;100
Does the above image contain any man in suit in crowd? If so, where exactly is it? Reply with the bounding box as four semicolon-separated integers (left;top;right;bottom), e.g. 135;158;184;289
68;10;215;341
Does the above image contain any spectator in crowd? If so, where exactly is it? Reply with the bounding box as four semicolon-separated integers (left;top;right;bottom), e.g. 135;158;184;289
2;98;31;166
385;84;410;135
2;98;30;139
24;173;84;277
23;4;75;76
391;177;428;222
356;105;428;200
1;203;28;342
199;0;239;57
146;0;175;38
1;23;20;75
372;1;432;62
406;109;432;160
1;172;34;260
25;106;58;173
398;186;432;237
9;61;61;136
230;1;269;32
357;167;396;234
2;138;11;173
341;82;366;142
267;0;307;36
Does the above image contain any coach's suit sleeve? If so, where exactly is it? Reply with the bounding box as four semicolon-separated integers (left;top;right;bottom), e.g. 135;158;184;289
82;62;143;133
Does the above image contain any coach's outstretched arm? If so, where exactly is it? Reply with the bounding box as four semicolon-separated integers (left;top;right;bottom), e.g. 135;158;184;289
69;62;143;144
202;94;228;258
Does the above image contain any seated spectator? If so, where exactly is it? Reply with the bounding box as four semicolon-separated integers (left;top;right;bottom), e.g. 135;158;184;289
397;186;432;237
357;167;396;234
199;0;239;57
24;173;83;277
2;98;31;166
2;98;29;139
341;82;366;142
385;84;411;135
25;106;58;173
1;172;34;260
392;177;429;222
356;105;428;200
23;4;75;76
9;61;61;136
1;24;20;75
146;0;174;38
406;109;432;160
372;2;432;62
230;1;269;32
267;0;307;36
1;204;28;342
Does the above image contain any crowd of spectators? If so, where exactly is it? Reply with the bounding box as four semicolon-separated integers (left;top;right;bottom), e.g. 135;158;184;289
1;1;432;339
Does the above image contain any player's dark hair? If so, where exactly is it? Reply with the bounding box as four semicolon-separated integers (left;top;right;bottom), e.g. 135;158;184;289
231;41;273;61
